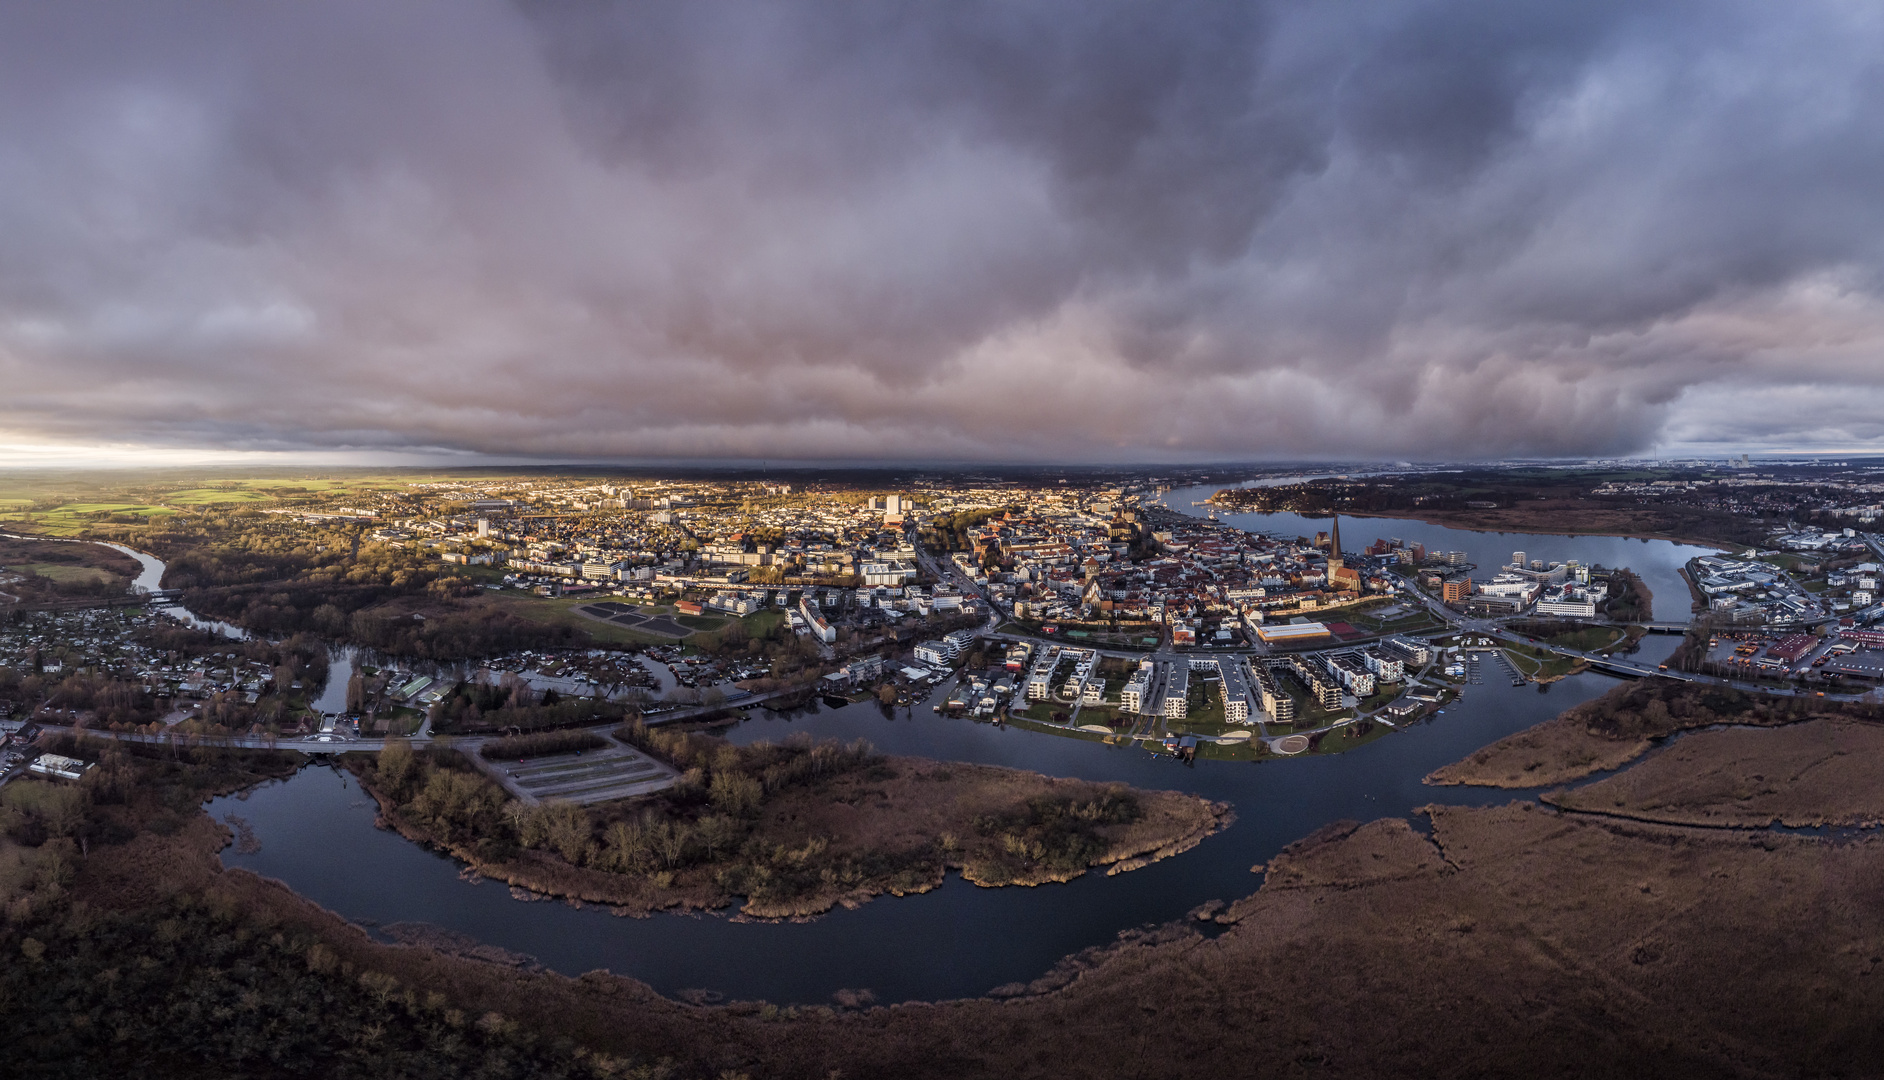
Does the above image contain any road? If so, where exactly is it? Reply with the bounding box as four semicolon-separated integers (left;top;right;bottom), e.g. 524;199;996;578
10;684;810;766
11;538;1877;785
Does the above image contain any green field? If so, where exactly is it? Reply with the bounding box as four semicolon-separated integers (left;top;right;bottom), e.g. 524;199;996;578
2;503;177;536
1313;720;1394;755
17;563;121;585
497;595;679;646
166;488;274;505
741;609;787;637
1503;647;1584;680
1015;700;1070;724
1539;625;1626;652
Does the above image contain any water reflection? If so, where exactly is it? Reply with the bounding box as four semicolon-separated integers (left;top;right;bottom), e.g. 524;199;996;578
212;667;1622;1005
1155;483;1717;623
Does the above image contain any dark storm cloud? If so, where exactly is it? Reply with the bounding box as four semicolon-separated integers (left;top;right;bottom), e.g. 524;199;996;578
2;0;1882;461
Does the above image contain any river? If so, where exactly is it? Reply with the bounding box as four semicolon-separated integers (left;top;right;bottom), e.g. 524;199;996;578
1154;482;1717;623
34;521;1686;1004
207;642;1676;1005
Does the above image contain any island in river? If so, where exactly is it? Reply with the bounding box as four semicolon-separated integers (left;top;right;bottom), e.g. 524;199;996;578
16;681;1884;1077
348;727;1229;920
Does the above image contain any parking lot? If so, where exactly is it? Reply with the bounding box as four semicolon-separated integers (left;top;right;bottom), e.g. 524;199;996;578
483;735;680;806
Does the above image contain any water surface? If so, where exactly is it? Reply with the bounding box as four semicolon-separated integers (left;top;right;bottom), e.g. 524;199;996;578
214;669;1620;1004
1156;482;1715;622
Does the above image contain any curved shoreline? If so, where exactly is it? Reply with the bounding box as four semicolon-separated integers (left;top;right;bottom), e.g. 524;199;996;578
1191;500;1738;551
340;754;1234;923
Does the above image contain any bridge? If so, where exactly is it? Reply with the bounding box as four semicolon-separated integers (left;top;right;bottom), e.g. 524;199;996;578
11;684;808;761
0;588;186;613
8;593;164;613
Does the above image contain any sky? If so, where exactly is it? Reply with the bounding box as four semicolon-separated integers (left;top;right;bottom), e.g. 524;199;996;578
5;0;1884;466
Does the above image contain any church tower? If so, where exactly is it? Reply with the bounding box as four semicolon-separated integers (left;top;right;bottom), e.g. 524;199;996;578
1327;513;1343;573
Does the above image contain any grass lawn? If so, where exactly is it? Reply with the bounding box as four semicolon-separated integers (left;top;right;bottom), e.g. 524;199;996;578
1503;648;1585;681
1314;720;1393;755
1756;553;1812;573
1358;687;1401;712
1299;700;1352;726
741;609;786;637
1196;739;1264;761
1015;700;1071;724
677;614;729;631
1168;715;1243;738
4;504;177;536
384;707;425;736
1004;716;1108;742
17;563;122;586
1541;625;1626;652
488;595;676;646
166;488;273;505
1181;690;1227;727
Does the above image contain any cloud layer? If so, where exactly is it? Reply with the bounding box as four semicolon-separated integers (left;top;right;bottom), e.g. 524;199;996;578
4;0;1884;462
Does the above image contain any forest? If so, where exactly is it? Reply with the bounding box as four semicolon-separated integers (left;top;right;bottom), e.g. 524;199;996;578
353;725;1164;918
0;735;672;1079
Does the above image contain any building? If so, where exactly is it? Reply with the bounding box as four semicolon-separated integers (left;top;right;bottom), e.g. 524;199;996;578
28;753;94;781
1826;654;1884;680
1288;655;1343;710
1161;661;1190;719
1121;662;1155;714
1534;583;1599;617
797;596;836;644
1250;663;1296;722
845;654;887;682
1217;657;1255;723
1387;637;1434;666
1327;652;1376;697
1441;579;1474;605
1767;634;1816;663
1255;622;1332;647
914;641;955;667
1362;649;1405;683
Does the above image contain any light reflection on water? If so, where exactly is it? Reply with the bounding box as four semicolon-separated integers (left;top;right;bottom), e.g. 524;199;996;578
212;666;1630;1004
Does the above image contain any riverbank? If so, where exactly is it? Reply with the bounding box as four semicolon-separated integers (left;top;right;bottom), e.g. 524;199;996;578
28;678;1884;1075
1200;490;1747;551
347;746;1229;920
1545;717;1884;828
1425;677;1884;789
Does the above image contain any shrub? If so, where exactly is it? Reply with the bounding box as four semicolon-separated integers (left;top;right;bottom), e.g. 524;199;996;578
478;730;606;760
